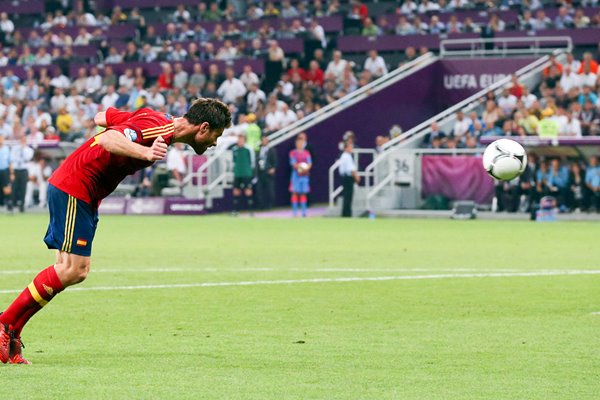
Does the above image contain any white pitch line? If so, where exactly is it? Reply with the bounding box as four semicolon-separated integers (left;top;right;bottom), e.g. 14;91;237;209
0;267;544;275
0;270;599;295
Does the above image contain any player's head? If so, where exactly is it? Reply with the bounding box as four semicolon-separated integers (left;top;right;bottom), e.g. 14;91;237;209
237;134;246;146
182;98;232;154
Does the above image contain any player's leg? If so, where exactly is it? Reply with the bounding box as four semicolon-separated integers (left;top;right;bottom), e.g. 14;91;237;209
4;252;90;365
291;192;299;216
232;182;241;214
244;181;254;214
299;178;309;217
0;185;97;364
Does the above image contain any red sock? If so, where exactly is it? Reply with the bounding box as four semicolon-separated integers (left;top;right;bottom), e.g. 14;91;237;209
291;194;298;203
0;266;64;335
299;195;307;204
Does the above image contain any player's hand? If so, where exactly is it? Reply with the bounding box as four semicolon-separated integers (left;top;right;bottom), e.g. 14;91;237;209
146;136;168;162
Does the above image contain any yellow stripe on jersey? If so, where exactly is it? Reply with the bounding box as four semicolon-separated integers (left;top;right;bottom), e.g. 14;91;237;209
143;129;174;140
142;123;174;135
28;282;49;307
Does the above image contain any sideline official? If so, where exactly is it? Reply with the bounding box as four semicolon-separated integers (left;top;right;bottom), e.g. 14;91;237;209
339;141;360;217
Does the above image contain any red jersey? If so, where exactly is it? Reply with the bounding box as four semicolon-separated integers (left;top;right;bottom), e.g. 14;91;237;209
49;107;175;207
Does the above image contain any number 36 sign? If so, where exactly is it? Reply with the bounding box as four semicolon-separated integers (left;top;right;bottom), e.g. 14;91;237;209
390;152;415;185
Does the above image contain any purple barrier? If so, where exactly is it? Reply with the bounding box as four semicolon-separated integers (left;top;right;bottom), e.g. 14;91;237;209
17;25;136;40
383;9;520;25
112;38;304;54
0;65;62;79
68;58;264;78
164;198;206;215
339;26;600;53
153;15;342;34
0;0;43;14
99;197;206;215
98;197;127;215
421;155;494;204
480;136;600;146
381;6;599;25
438;57;537;107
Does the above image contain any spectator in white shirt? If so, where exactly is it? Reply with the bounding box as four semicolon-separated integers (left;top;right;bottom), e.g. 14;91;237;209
118;69;135;90
139;44;157;63
50;73;71;90
521;87;538;109
86;67;102;95
563;112;582;137
308;19;327;48
279;103;298;126
264;104;284;133
146;86;166;108
281;0;299;18
564;52;581;72
166;143;187;184
52;10;68;27
497;88;518;114
0;12;14;35
400;0;417;15
50;88;67;114
452;110;472;138
73;28;92;45
172;4;191;23
101;85;119;110
325;50;348;83
73;68;88;94
105;47;124;64
246;83;266;113
363;50;388;78
418;0;440;13
239;65;259;90
173;63;189;90
579;64;597;88
560;65;581;92
217;68;247;104
35;108;52;129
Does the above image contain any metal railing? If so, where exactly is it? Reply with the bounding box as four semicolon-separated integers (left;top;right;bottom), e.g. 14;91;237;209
440;36;572;58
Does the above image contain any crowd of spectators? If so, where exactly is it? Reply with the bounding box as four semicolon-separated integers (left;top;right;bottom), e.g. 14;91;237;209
422;51;600;149
495;155;600;213
417;49;600;213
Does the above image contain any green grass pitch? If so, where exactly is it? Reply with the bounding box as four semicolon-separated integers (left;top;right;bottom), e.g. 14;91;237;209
0;214;599;399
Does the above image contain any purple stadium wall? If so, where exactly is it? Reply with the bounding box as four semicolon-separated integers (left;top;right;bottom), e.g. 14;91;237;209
272;56;539;206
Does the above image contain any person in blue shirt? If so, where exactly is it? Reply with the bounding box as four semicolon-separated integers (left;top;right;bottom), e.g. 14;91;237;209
585;156;600;211
0;135;12;211
547;159;569;209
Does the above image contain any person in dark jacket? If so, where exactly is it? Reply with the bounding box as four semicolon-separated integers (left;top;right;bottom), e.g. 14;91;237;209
256;135;278;210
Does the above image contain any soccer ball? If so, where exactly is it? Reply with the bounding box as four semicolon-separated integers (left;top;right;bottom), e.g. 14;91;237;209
482;139;527;181
297;162;309;173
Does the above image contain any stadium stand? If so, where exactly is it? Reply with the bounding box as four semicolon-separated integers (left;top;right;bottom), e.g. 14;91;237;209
1;0;600;214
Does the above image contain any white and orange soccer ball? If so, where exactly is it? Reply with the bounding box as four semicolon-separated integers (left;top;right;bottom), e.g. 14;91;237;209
482;139;527;181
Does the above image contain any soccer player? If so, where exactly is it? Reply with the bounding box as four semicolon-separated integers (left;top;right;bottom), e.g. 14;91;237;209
0;98;231;364
289;135;312;217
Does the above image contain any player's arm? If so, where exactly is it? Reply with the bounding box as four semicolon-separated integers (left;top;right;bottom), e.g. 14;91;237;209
97;129;167;161
94;112;108;127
